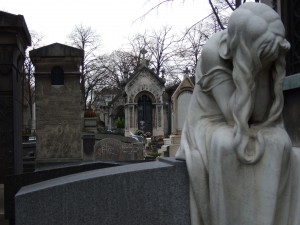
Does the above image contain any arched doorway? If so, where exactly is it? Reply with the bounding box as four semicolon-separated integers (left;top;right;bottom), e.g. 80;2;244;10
137;95;153;132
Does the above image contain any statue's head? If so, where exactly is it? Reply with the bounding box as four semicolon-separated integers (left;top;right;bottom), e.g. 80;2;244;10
219;3;290;164
219;2;290;71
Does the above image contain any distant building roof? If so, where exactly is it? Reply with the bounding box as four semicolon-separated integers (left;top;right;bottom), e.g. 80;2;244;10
124;64;166;87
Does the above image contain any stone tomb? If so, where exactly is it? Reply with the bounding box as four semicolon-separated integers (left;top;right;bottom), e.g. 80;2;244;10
161;74;194;157
171;73;194;135
123;60;168;137
30;43;83;162
0;11;31;223
0;11;31;181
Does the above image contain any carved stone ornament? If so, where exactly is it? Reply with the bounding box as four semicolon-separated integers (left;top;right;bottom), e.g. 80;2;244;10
176;3;300;225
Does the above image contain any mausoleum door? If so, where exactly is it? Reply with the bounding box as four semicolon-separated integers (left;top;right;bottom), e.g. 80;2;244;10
137;95;152;133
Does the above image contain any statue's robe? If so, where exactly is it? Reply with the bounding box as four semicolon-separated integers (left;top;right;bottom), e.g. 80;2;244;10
176;31;300;225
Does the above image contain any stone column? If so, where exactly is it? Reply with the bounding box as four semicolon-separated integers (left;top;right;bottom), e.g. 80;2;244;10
0;11;31;183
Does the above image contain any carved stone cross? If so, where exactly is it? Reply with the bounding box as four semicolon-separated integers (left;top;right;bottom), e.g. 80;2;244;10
183;67;190;75
140;48;147;60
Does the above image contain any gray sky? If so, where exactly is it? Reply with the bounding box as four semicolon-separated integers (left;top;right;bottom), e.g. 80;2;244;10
1;0;211;52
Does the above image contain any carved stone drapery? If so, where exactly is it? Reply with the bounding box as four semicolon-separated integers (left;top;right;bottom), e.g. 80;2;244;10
176;3;296;225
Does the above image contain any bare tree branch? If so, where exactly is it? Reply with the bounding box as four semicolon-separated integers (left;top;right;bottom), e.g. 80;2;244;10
133;0;174;23
224;0;235;10
208;0;225;30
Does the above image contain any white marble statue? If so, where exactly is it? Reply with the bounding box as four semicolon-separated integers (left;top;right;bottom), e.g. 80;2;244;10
176;3;300;225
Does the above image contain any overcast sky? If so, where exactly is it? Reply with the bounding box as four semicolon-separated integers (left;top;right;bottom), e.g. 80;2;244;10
1;0;211;53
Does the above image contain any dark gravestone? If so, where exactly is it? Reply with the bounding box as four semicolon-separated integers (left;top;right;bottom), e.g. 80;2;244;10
6;161;119;224
283;88;300;146
0;11;31;183
283;74;300;147
15;158;190;225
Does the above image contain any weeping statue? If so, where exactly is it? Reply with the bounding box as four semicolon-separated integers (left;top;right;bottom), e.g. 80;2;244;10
176;3;299;225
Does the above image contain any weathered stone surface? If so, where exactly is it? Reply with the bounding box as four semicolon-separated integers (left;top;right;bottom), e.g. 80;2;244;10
94;138;144;160
30;43;83;161
171;74;194;135
15;158;190;225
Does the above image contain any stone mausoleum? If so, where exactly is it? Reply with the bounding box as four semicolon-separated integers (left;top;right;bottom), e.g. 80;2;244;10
96;61;196;147
123;61;168;137
103;59;170;138
30;43;83;162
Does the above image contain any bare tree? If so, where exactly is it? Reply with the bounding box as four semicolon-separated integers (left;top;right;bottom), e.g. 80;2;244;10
142;0;259;32
102;50;137;90
146;26;180;82
127;33;149;68
175;22;212;76
208;0;259;29
67;24;102;110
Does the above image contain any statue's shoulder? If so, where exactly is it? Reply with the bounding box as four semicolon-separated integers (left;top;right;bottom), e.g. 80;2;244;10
200;30;231;76
202;30;225;53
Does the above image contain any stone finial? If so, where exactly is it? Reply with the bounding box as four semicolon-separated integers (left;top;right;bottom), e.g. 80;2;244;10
183;67;190;77
161;68;165;79
140;48;149;67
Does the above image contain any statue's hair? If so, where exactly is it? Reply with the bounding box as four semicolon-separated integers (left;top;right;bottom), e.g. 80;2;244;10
224;3;290;164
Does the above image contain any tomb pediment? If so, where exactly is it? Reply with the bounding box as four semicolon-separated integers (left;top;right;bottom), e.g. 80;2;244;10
30;43;83;73
30;43;83;58
171;74;194;102
125;66;165;102
125;66;165;88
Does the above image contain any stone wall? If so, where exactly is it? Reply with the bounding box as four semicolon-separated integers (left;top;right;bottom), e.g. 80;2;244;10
35;75;82;159
15;158;190;225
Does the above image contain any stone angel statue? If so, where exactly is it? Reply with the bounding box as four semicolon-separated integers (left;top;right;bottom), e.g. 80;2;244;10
176;3;299;225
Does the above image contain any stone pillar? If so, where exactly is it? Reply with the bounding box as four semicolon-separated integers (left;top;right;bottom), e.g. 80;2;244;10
0;11;30;223
0;11;31;182
30;43;83;163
